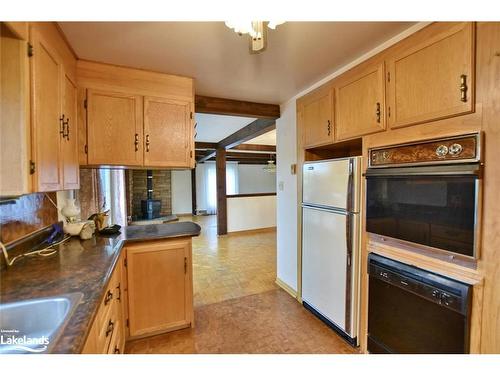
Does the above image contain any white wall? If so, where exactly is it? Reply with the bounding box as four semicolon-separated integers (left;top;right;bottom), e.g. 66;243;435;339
275;23;429;295
237;164;276;194
171;170;192;215
276;100;298;292
227;195;276;233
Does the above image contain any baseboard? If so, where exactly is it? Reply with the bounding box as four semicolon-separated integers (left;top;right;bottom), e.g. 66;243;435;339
227;226;276;235
275;277;298;299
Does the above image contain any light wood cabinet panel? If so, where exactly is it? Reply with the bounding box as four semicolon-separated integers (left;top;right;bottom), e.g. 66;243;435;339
30;26;63;192
87;89;143;166
301;86;334;148
387;22;475;129
126;239;193;338
144;97;193;168
335;62;386;141
0;23;31;196
62;73;79;189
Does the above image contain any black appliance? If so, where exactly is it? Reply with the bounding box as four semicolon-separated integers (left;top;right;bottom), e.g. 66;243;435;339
367;253;472;354
140;170;161;220
365;133;482;259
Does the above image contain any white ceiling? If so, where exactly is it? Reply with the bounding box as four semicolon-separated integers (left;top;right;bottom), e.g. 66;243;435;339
194;113;256;143
245;129;276;146
58;22;414;104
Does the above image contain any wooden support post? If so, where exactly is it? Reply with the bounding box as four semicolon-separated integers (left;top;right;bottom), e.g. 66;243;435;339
216;148;227;235
191;167;197;215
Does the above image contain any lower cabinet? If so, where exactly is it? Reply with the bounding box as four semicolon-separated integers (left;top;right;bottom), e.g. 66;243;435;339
125;239;194;338
82;253;126;354
82;238;194;353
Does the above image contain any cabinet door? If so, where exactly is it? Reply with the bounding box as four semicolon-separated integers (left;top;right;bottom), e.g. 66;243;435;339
387;22;475;129
302;87;334;148
87;89;143;166
30;27;63;191
335;62;386;141
126;239;193;338
144;97;193;168
62;73;79;189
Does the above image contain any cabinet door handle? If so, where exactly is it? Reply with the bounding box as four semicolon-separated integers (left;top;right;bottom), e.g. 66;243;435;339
105;319;114;337
460;74;468;102
146;134;150;152
59;115;65;137
327;120;331;136
104;290;113;305
376;102;381;123
134;133;139;152
114;346;120;354
63;118;70;140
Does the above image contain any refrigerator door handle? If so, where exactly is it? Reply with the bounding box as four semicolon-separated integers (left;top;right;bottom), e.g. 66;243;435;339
301;204;350;215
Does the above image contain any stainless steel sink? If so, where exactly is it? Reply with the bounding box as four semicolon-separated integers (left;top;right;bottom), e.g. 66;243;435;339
0;292;82;354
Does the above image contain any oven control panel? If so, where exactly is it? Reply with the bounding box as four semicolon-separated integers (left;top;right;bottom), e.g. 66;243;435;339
369;133;480;167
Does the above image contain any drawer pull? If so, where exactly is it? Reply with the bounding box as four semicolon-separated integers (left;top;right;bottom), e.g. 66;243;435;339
104;290;113;305
376;102;381;123
105;319;114;337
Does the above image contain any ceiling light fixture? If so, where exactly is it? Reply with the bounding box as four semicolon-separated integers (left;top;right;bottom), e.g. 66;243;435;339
225;21;285;54
263;154;277;173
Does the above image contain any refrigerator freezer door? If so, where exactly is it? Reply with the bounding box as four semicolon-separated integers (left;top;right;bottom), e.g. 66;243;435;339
303;158;359;211
302;206;351;333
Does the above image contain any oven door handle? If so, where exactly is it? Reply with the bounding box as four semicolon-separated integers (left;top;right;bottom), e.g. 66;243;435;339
364;163;482;177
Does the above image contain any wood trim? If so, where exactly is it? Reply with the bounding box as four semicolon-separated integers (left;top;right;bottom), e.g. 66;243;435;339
195;95;280;119
226;192;276;198
275;278;298;299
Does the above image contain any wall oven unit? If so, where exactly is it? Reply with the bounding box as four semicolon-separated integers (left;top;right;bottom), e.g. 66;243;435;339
365;133;482;259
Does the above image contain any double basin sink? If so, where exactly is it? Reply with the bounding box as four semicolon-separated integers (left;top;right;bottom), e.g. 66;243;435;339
0;292;82;354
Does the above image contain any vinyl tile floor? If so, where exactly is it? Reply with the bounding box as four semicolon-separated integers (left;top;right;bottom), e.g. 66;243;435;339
125;215;357;354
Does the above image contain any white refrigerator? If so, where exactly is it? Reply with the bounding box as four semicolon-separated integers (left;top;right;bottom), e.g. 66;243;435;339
301;156;361;344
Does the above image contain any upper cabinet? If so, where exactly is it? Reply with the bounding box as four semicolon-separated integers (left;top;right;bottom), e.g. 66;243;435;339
144;97;193;168
299;85;334;148
30;23;79;192
78;61;195;169
387;22;475;129
334;62;386;141
0;23;31;197
87;89;144;166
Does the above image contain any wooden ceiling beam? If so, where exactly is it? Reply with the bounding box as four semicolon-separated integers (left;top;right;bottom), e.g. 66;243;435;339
219;119;276;150
197;149;216;163
232;144;276;152
195;141;218;150
195;95;280;120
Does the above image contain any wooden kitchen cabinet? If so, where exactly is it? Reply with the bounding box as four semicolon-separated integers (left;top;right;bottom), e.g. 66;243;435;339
334;62;386;141
300;85;334;148
86;89;144;166
30;26;63;191
387;22;475;129
0;23;31;196
62;73;79;189
82;252;126;354
30;24;79;192
126;239;193;338
144;97;194;168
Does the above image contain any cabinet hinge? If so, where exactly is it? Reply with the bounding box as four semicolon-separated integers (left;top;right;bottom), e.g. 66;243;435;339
190;112;193;119
84;144;88;154
27;43;33;57
124;258;127;267
83;99;88;109
388;106;391;118
184;257;187;274
29;160;36;174
387;72;390;83
190;150;193;158
126;318;129;328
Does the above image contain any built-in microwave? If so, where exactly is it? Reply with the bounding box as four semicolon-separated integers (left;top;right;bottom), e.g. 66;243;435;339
365;133;482;259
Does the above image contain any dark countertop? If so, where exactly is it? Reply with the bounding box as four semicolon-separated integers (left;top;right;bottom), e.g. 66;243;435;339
0;221;201;354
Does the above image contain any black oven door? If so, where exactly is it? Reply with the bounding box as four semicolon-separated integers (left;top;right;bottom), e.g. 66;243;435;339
365;164;480;257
